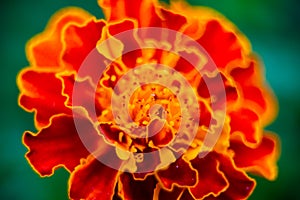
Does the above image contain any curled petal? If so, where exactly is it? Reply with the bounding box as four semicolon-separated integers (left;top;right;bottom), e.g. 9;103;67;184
230;133;280;180
229;108;261;146
197;20;243;69
181;190;197;200
216;154;256;199
156;157;197;190
23;114;98;176
242;85;277;125
158;8;187;30
18;69;71;128
62;19;106;72
26;7;92;68
154;185;184;200
60;73;106;121
69;156;119;200
99;0;159;27
230;60;278;125
190;154;228;199
118;173;157;200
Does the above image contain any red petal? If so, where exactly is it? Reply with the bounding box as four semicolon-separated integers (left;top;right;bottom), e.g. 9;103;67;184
197;72;238;110
99;123;129;146
230;61;256;86
69;157;119;200
230;134;279;180
61;74;105;122
243;86;266;111
190;155;228;199
217;154;256;199
198;20;242;69
229;108;261;145
23;115;98;176
118;173;157;200
181;190;197;200
156;158;197;190
62;19;106;72
148;120;174;147
108;18;136;35
26;8;91;68
18;69;71;128
230;60;277;125
155;186;184;200
107;19;141;71
159;8;187;30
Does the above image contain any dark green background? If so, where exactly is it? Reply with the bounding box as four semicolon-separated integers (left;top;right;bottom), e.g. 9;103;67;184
1;0;299;199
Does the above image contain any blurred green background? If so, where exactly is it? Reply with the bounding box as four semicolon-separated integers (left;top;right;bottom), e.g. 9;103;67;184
0;0;299;199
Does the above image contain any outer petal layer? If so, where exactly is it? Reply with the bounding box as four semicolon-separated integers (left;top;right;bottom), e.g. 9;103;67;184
230;133;279;180
216;154;256;199
18;69;71;128
69;157;119;200
26;8;92;68
23;114;98;176
190;155;228;199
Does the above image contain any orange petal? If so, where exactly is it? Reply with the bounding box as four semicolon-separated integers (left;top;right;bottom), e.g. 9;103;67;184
148;120;174;147
107;19;141;70
197;20;242;69
23;114;98;176
69;157;119;200
99;0;159;27
17;69;71;128
26;8;92;68
189;154;228;199
118;173;157;200
230;133;279;180
156;157;197;190
62;19;106;72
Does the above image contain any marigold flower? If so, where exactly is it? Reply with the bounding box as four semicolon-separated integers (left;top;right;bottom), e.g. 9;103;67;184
17;0;280;199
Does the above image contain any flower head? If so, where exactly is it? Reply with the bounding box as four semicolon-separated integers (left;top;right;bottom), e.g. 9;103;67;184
18;0;279;199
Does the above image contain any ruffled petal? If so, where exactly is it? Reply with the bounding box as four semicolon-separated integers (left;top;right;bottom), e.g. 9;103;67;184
62;19;106;72
26;8;92;68
216;154;256;199
158;8;187;30
23;114;98;176
99;0;158;27
197;20;243;69
118;173;157;200
17;69;71;128
69;156;119;200
154;185;184;200
229;108;261;146
189;154;228;199
230;60;278;125
181;190;197;200
60;73;106;122
230;133;279;180
156;157;197;190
